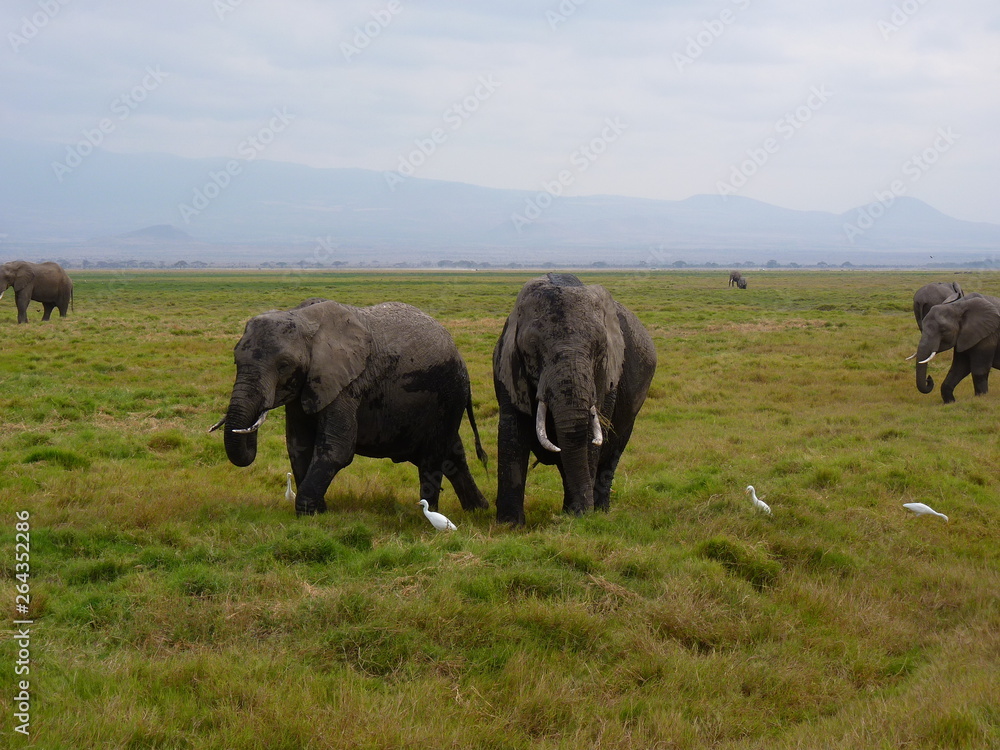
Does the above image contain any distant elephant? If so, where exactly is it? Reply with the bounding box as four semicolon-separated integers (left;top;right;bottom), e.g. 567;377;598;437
0;260;73;323
214;298;489;515
729;271;743;287
493;273;656;524
736;277;748;289
911;294;1000;403
912;281;963;330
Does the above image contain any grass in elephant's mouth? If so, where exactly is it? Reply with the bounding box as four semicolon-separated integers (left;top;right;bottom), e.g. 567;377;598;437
1;269;998;748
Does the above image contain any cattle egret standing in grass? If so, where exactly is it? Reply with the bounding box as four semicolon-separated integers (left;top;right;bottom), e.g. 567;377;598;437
903;502;948;521
419;499;457;531
745;485;771;515
285;472;295;503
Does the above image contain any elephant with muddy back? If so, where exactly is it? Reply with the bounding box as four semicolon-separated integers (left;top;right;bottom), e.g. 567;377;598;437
0;260;73;323
213;298;489;516
910;293;1000;403
493;273;656;524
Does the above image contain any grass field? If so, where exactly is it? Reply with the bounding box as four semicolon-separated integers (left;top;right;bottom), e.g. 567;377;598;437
1;269;998;749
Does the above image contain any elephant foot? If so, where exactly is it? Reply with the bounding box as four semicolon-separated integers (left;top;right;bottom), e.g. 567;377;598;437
295;497;328;516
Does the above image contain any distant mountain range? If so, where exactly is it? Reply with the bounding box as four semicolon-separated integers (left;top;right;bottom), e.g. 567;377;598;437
1;139;998;266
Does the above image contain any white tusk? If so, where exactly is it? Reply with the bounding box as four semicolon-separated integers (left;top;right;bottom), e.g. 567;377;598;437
590;406;603;446
232;409;269;434
535;401;561;453
208;417;226;433
918;351;937;365
904;352;917;361
0;289;5;300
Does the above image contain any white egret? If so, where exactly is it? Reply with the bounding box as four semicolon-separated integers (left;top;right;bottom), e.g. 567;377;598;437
903;502;948;521
419;499;457;531
745;485;772;514
285;472;296;503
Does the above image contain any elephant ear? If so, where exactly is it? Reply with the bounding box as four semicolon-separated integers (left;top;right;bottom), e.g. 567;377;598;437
297;301;371;414
494;313;532;414
957;297;1000;352
592;285;625;397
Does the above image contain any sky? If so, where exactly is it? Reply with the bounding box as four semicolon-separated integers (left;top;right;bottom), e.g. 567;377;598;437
2;0;998;224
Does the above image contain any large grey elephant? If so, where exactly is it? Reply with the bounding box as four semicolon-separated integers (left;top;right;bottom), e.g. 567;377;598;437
0;260;73;323
214;298;489;516
729;270;743;287
911;293;1000;403
912;281;963;330
493;273;656;524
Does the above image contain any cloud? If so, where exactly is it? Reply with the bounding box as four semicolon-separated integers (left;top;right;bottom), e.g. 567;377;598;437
1;0;997;223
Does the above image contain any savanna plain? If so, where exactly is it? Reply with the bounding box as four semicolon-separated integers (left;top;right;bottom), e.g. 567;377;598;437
1;269;998;749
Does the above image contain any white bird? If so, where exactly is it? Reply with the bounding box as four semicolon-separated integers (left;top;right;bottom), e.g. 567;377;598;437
745;485;772;514
903;502;948;521
418;499;457;531
285;472;296;503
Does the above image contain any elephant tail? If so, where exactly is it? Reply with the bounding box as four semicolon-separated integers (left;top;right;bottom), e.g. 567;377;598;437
465;396;489;473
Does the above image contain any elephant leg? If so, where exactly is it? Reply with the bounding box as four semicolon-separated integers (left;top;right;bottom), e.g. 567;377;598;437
969;350;993;396
15;289;31;323
940;354;970;404
495;406;532;525
442;437;488;512
294;398;358;516
285;401;317;494
42;303;55;321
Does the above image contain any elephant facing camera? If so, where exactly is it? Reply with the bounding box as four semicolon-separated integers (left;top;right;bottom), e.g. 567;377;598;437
493;273;656;524
215;299;489;516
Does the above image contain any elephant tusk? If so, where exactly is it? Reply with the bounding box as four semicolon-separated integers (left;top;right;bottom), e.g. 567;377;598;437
232;409;270;434
590;406;603;446
904;352;918;361
535;401;561;453
918;351;937;365
208;417;226;433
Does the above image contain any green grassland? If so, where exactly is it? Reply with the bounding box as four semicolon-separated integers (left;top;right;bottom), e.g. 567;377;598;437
1;269;997;749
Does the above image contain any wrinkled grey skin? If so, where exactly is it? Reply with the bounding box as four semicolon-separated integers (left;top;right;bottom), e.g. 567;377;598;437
220;298;488;516
493;274;656;524
736;277;747;289
0;261;73;323
729;270;743;287
913;281;963;330
914;293;1000;403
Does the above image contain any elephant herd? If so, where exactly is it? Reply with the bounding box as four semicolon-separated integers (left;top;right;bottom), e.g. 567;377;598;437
211;274;657;525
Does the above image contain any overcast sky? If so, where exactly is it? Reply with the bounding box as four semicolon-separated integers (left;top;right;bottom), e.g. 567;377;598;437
3;0;998;223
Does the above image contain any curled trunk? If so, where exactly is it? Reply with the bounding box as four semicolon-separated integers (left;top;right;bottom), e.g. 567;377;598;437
224;382;267;467
916;360;935;394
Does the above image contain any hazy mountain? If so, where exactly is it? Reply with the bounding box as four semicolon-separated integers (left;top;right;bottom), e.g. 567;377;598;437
1;139;998;266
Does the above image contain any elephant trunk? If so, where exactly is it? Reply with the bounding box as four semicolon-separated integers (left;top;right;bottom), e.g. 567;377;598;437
223;378;270;467
915;342;936;394
552;405;597;514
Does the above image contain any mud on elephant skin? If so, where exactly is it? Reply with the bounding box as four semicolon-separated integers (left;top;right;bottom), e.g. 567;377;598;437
910;293;1000;403
493;273;656;524
214;298;489;515
0;260;73;324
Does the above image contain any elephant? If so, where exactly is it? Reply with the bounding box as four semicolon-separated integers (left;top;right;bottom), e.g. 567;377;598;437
493;273;657;524
214;298;489;516
736;277;748;289
0;260;73;323
910;293;1000;403
729;271;743;287
912;281;963;330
